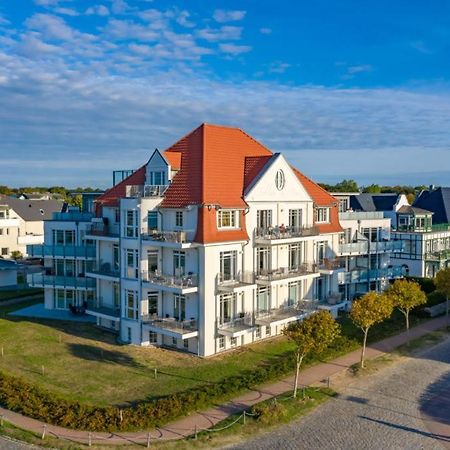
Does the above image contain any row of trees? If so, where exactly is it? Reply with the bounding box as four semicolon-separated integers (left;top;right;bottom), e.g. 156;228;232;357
284;270;450;397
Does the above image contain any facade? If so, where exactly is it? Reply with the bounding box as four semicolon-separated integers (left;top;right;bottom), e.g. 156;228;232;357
29;124;405;356
0;196;64;258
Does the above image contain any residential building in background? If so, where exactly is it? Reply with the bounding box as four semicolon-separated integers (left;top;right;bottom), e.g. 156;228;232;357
28;124;406;356
0;195;64;258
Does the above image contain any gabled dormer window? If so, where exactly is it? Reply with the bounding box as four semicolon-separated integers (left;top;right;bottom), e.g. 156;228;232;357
217;210;240;229
315;207;330;224
150;171;166;186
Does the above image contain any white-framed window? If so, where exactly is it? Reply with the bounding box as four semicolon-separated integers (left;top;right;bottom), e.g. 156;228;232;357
54;289;75;309
289;243;303;269
126;289;138;320
220;250;237;281
149;331;158;344
257;247;271;273
173;294;186;321
217;210;239;229
125;249;139;278
257;286;270;313
218;336;225;350
255;325;261;339
148;291;158;315
265;325;271;336
173;250;186;276
230;337;238;347
315;207;330;224
175;211;184;228
124;209;138;238
289;209;303;228
257;210;272;229
316;241;327;264
288;281;302;306
53;230;75;245
219;293;237;324
150;171;166;185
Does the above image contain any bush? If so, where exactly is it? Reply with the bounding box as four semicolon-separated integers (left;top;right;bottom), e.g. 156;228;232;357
426;291;446;307
406;276;435;294
251;400;287;425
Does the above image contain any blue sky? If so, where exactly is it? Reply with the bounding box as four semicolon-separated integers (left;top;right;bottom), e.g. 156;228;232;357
0;0;450;188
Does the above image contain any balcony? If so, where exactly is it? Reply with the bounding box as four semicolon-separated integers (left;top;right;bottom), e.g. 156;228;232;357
141;229;196;248
142;315;198;339
319;258;346;274
425;250;450;261
85;261;120;280
256;263;319;285
126;184;169;198
339;240;405;255
84;223;119;240
337;266;404;284
141;271;198;294
19;234;43;246
85;298;120;320
216;271;255;292
255;301;318;327
254;225;318;244
28;273;96;290
27;244;96;259
217;314;253;338
51;212;94;222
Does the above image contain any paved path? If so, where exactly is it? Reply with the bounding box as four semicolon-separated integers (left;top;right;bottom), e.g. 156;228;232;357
230;334;450;450
0;316;447;446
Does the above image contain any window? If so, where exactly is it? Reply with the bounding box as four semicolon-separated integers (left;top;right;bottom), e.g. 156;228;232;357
148;292;158;315
147;250;158;274
183;339;189;349
53;230;75;245
150;171;166;185
288;281;302;306
173;251;185;276
257;247;270;273
125;210;138;238
149;331;157;344
114;208;120;224
217;210;239;228
220;250;237;281
172;337;178;347
125;249;139;278
219;293;237;324
255;325;261;339
113;283;120;308
113;244;120;271
289;209;303;228
127;327;132;342
173;294;186;321
230;337;237;347
315;207;330;223
338;198;349;213
362;227;379;242
257;210;272;229
289;243;303;269
126;289;138;320
148;211;158;231
257;287;270;313
218;336;225;350
0;248;6;256
175;211;183;228
265;325;271;337
316;241;327;264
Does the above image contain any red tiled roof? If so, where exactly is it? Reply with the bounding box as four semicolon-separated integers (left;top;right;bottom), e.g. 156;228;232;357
292;167;343;233
243;155;273;191
163;151;181;170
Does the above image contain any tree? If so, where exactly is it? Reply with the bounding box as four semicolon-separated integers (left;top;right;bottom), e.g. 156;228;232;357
386;279;426;337
435;268;450;329
283;310;340;398
332;179;359;193
350;292;393;368
10;251;23;260
363;184;381;193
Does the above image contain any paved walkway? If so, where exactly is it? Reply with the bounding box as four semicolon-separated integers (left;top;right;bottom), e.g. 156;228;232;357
0;316;447;446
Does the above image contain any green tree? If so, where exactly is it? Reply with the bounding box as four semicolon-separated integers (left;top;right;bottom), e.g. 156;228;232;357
332;179;359;193
283;310;340;397
386;279;426;337
435;268;450;328
363;184;381;193
10;251;23;260
350;292;393;368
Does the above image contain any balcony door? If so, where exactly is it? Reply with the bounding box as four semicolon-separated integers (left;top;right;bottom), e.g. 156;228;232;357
173;251;186;277
257;247;271;274
147;250;158;275
220;250;237;282
219;293;237;324
257;210;272;229
256;287;270;313
173;294;186;321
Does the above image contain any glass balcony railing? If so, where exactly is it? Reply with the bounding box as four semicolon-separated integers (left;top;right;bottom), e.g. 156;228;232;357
85;223;119;238
86;261;120;278
141;271;198;289
142;315;198;335
339;240;404;254
254;225;318;241
126;185;169;198
28;273;96;289
217;314;253;336
256;263;318;282
338;266;404;284
85;299;120;317
51;212;94;222
27;244;96;258
141;229;195;244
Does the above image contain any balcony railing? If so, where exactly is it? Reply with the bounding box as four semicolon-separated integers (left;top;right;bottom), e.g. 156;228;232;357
256;263;318;282
141;229;194;244
126;185;169;198
85;224;119;238
339;240;405;254
217;271;255;287
51;212;94;222
28;273;96;289
141;271;198;289
254;225;318;241
255;301;318;325
86;261;120;278
425;250;450;261
27;244;96;259
142;315;198;334
86;299;120;317
217;314;253;334
319;258;346;270
338;266;404;284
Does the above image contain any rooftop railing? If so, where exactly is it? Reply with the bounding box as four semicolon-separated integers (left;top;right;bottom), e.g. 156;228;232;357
339;211;385;220
126;185;169;198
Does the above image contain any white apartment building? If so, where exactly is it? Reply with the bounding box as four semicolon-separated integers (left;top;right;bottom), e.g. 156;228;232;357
28;124;404;356
0;196;64;258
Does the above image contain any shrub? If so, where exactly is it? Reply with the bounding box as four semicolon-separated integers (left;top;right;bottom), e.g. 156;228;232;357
251;400;287;425
406;276;435;294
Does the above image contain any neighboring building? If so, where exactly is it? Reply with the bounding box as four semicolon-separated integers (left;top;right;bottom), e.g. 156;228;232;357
0;196;64;258
28;124;405;356
0;259;18;288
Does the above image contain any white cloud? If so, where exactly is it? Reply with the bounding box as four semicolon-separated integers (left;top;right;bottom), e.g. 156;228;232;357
176;10;195;28
213;9;246;23
110;0;131;14
197;26;242;42
54;7;79;16
103;18;159;41
85;5;110;16
260;27;272;35
219;43;252;55
34;0;63;5
269;61;291;73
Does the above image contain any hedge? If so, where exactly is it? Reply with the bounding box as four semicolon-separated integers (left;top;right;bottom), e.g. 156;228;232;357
0;335;358;432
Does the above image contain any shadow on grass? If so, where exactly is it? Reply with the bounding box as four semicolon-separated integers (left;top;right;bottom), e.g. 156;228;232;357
67;343;143;369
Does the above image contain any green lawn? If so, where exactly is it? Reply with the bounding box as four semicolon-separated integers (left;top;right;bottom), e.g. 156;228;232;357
0;300;429;408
